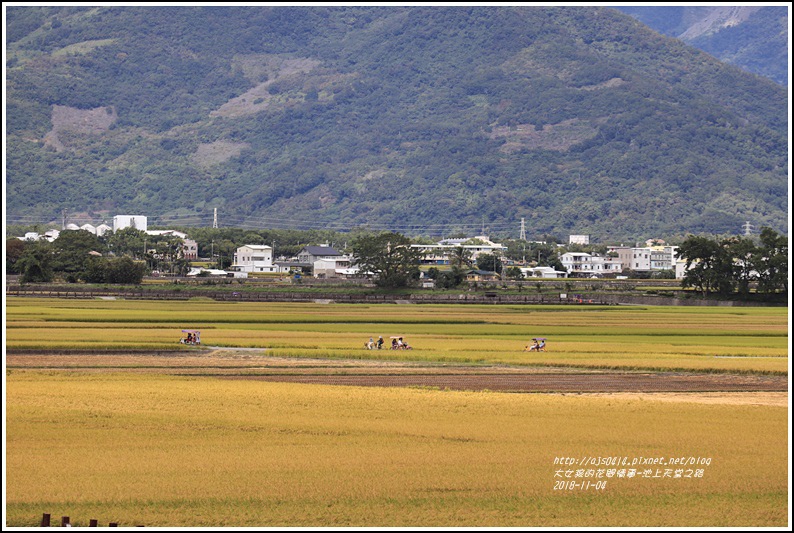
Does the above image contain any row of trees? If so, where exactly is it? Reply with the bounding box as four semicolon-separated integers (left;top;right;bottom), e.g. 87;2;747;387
677;227;787;296
10;238;146;285
6;228;186;284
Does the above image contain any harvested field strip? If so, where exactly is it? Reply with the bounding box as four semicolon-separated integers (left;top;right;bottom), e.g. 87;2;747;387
7;353;787;392
222;372;787;393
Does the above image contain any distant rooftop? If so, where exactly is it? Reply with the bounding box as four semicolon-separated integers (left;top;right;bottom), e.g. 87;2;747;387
301;246;341;256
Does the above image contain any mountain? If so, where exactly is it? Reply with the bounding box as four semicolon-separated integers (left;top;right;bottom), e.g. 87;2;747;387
5;6;788;242
615;6;788;86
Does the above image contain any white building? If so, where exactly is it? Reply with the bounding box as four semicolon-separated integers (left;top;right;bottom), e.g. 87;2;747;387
231;244;277;273
412;236;507;265
675;258;691;280
313;256;357;278
614;246;678;273
569;235;590;245
519;266;568;279
146;229;188;239
96;224;112;236
20;229;63;242
113;215;148;232
560;252;623;277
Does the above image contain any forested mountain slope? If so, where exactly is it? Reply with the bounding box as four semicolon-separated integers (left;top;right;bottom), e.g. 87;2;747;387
5;6;788;242
615;5;788;86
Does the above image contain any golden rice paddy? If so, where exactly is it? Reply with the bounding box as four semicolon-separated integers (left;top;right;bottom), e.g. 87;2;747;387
4;298;790;526
5;298;789;373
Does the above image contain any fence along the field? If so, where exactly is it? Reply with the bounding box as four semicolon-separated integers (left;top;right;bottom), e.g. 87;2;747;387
39;513;136;527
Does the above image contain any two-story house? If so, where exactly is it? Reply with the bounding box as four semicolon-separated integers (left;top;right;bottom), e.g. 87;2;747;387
560;252;623;278
231;244;277;273
613;246;678;274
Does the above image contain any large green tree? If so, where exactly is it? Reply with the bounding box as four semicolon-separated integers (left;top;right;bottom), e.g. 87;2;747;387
6;238;26;274
104;227;147;259
677;235;734;295
476;253;503;274
678;228;787;297
17;240;54;283
724;236;757;295
105;256;146;284
754;227;788;294
51;229;105;276
351;232;424;289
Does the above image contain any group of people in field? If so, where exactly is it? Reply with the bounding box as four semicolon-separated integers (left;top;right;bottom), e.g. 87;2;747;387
525;338;546;352
364;336;412;350
363;335;544;352
179;332;200;345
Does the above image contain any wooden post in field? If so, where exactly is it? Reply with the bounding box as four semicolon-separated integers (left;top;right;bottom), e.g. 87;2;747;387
109;523;118;527
89;519;98;527
40;513;51;527
61;516;70;527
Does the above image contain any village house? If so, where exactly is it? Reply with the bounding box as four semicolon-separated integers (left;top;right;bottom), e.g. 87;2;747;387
296;245;342;264
465;269;501;282
612;245;679;276
313;255;360;279
412;235;507;265
559;252;623;278
230;244;278;273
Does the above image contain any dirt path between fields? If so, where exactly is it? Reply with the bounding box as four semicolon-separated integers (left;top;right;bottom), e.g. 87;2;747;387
221;371;787;393
8;351;788;406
